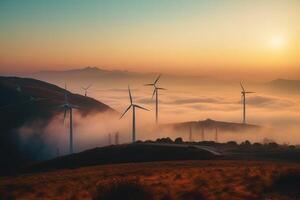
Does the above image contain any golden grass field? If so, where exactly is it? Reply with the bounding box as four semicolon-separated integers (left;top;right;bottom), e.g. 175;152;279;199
1;160;299;200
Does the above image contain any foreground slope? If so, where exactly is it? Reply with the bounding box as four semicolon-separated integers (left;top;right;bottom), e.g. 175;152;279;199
1;160;299;200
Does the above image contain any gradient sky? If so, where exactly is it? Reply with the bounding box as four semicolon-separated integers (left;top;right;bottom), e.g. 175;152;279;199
0;0;299;79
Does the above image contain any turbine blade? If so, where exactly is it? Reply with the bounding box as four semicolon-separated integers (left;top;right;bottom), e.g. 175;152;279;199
144;84;155;86
63;109;67;123
64;92;68;103
64;83;68;103
134;104;149;111
151;89;156;99
245;91;255;93
128;86;133;104
87;84;92;89
120;105;132;119
70;104;80;109
154;74;162;84
157;87;167;90
240;82;245;92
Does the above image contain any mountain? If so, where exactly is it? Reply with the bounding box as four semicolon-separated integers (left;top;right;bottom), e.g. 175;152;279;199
266;79;300;94
0;76;117;175
161;118;261;133
34;66;143;80
29;66;212;88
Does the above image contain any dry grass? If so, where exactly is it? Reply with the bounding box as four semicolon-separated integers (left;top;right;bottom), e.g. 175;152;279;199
0;160;299;200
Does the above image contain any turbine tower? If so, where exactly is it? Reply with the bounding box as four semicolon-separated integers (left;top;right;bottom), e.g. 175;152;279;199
201;127;205;141
115;132;119;145
60;84;79;154
240;82;255;124
108;133;112;145
120;86;149;143
189;124;193;142
145;74;166;125
82;84;92;97
215;128;218;143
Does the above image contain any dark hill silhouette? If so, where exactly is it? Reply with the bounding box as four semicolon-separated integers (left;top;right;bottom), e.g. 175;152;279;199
161;118;261;133
0;76;117;175
24;143;217;173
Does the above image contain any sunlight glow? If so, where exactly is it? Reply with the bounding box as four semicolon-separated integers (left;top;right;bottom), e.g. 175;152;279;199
269;35;286;49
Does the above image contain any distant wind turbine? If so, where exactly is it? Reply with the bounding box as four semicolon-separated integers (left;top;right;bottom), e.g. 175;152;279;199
120;86;149;143
60;84;79;154
189;124;193;142
240;82;255;124
82;84;92;97
215;128;218;142
145;74;166;125
108;133;112;145
115;131;119;145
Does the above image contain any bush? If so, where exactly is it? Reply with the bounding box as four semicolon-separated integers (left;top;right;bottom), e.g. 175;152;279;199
268;171;300;198
175;137;183;144
268;142;279;149
93;179;153;200
226;141;237;146
288;145;296;150
179;190;206;200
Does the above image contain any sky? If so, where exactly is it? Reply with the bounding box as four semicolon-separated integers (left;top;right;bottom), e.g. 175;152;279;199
0;0;300;79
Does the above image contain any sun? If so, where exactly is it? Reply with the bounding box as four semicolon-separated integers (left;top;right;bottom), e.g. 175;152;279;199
269;35;286;49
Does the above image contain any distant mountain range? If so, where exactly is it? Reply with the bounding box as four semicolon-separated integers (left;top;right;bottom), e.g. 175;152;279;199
29;66;212;87
34;66;144;79
266;79;300;94
161;118;261;133
0;76;116;175
30;67;300;94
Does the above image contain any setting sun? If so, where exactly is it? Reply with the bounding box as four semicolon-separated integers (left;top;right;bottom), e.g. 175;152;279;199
269;35;286;49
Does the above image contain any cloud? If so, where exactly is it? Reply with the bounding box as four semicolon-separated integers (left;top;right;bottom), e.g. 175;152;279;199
241;95;294;108
168;97;223;105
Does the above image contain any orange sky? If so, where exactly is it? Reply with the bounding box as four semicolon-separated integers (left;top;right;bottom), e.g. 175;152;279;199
0;0;299;80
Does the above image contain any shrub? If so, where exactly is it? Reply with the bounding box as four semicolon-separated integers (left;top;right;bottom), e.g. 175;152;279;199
267;170;300;198
179;190;206;200
175;137;183;144
93;179;153;200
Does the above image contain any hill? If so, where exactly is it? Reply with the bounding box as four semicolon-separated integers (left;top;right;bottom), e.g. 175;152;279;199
161;118;261;133
266;79;300;94
0;76;117;174
24;143;217;173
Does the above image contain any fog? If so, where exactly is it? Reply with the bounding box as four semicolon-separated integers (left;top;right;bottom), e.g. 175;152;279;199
16;76;300;159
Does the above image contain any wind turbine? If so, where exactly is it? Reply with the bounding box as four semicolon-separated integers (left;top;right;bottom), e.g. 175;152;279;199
189;124;193;142
120;86;149;143
240;82;255;124
215;128;218;143
60;84;79;154
82;84;92;97
145;74;166;125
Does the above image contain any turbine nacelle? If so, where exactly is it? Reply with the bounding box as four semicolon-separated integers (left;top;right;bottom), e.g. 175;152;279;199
120;86;149;119
82;84;92;96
